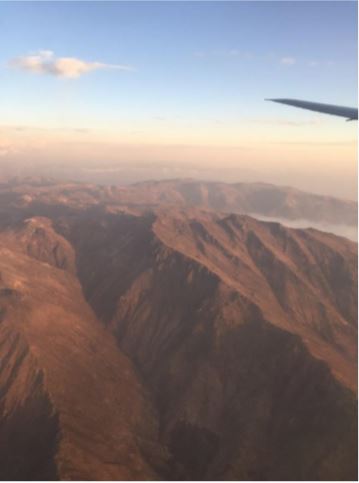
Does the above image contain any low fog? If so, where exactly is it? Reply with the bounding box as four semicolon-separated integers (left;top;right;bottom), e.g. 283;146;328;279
251;214;357;242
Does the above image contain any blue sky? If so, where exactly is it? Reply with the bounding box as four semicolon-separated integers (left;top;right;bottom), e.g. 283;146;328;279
0;1;357;198
1;1;357;121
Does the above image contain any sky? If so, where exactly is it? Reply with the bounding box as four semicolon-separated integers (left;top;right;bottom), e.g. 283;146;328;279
0;1;357;199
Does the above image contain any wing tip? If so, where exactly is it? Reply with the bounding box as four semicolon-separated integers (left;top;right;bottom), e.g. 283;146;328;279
265;98;285;103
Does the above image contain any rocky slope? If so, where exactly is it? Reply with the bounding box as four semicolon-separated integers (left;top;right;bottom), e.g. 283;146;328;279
0;218;167;480
57;206;357;480
0;181;357;480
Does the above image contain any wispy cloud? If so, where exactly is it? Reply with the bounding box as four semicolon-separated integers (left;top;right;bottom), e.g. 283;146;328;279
9;50;134;79
268;140;356;146
280;56;296;66
194;49;253;59
195;51;332;69
193;50;206;58
249;118;323;127
213;49;253;59
0;124;92;133
308;60;335;67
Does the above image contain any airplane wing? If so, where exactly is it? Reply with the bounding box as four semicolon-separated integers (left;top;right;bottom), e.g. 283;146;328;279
267;98;358;121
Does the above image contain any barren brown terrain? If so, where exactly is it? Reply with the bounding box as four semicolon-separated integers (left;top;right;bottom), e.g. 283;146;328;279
2;176;357;225
0;179;357;480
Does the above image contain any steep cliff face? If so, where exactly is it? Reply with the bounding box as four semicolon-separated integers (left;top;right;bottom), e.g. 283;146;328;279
0;224;166;480
56;208;357;481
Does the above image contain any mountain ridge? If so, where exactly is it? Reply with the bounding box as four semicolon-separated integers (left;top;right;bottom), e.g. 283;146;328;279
1;177;356;228
0;180;356;480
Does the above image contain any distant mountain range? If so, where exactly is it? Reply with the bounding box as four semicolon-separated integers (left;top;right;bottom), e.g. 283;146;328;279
130;179;358;225
0;178;357;480
2;176;357;227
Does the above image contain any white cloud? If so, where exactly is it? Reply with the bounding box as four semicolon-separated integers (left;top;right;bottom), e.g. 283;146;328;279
280;56;296;65
9;50;134;79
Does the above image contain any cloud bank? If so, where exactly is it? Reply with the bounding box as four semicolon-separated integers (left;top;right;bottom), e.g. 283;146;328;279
9;50;133;78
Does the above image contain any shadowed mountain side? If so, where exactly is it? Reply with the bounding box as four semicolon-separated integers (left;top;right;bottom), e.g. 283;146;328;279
0;317;59;481
58;209;357;387
54;207;357;481
0;229;168;480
